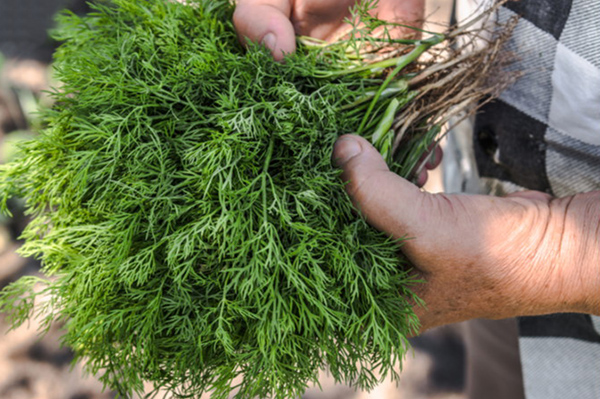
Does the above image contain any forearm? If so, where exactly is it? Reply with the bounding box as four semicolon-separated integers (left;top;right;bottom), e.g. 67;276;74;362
483;189;600;318
542;191;600;315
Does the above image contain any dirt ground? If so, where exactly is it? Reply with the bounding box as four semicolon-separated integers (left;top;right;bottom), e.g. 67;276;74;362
0;1;467;398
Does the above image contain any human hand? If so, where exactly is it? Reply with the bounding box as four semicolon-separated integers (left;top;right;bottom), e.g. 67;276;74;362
233;0;440;183
233;0;426;61
333;135;600;332
415;144;443;187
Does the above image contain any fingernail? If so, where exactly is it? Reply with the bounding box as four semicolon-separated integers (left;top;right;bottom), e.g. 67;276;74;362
334;137;362;167
261;33;277;50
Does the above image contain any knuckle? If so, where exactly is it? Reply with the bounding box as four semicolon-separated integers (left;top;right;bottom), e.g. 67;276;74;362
232;5;248;29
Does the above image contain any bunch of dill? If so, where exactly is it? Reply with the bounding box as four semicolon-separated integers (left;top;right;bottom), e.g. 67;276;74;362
0;0;513;397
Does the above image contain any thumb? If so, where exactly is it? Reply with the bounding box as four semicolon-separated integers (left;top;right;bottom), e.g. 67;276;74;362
333;135;426;240
233;0;296;61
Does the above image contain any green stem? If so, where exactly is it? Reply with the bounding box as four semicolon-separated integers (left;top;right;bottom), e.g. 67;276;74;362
339;80;408;111
261;138;275;225
299;35;422;48
313;34;443;79
372;98;400;145
356;34;443;135
371;98;401;162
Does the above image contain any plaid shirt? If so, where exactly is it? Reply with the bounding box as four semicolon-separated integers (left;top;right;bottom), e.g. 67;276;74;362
471;1;600;397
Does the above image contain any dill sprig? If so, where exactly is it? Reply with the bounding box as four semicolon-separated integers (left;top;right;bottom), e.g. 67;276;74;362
0;0;515;398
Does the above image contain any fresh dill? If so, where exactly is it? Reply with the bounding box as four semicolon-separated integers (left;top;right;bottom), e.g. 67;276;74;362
0;0;513;397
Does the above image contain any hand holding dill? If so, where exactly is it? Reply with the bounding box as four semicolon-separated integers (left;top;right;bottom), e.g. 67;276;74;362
0;1;516;398
234;0;425;61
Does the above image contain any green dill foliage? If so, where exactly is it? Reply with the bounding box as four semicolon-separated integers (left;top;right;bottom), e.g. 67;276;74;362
0;0;445;397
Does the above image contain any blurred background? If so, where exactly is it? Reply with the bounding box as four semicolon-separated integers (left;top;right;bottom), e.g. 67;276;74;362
0;1;466;398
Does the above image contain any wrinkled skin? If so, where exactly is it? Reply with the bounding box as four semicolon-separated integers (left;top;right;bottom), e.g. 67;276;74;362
234;1;600;333
333;135;600;332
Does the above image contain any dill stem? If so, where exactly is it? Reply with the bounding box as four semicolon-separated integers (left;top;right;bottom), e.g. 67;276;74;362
261;138;275;226
371;98;400;161
339;80;408;111
357;34;443;135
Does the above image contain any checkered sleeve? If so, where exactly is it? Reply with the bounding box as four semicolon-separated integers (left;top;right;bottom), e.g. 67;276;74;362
471;1;600;398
